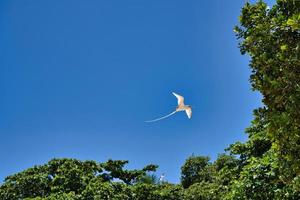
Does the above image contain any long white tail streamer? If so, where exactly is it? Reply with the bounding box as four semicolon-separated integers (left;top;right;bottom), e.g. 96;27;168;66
145;111;177;123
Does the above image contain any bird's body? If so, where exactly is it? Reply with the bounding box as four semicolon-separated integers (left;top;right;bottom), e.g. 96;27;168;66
176;105;189;111
145;92;192;122
176;105;192;118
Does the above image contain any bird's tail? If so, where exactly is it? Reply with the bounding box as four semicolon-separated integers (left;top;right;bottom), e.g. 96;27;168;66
145;111;177;123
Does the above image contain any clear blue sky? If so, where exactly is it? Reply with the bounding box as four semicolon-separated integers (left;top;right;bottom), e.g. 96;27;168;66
0;0;275;183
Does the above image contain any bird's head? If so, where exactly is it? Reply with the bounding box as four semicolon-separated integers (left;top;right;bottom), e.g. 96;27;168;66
188;105;195;109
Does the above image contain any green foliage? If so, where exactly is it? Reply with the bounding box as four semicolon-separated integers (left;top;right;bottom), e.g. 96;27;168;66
48;159;101;194
0;164;51;199
82;181;132;200
230;0;300;198
131;183;184;200
0;158;157;200
181;156;213;188
135;173;159;185
183;182;221;200
100;159;158;185
179;154;239;199
25;192;79;200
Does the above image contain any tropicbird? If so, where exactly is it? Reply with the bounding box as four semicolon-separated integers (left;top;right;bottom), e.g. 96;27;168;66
159;173;165;183
145;92;192;122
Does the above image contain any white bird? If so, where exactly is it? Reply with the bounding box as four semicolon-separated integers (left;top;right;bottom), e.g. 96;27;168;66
159;173;165;183
145;92;192;122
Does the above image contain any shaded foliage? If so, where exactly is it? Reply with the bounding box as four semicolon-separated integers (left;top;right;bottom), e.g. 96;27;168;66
181;156;212;188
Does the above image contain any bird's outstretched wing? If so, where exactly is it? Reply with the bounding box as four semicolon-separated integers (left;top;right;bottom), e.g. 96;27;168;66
172;92;185;106
185;107;192;119
145;111;177;123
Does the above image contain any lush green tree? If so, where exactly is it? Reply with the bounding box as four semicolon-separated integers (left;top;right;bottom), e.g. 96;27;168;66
212;154;240;198
229;0;300;198
135;173;159;185
0;158;158;200
100;159;158;185
81;181;132;200
181;156;213;188
235;0;300;179
183;182;221;200
25;192;79;200
0;164;51;199
131;183;184;200
153;184;184;200
48;159;102;194
179;154;239;200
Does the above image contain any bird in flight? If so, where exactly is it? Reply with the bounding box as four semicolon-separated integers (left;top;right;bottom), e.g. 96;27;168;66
145;92;192;122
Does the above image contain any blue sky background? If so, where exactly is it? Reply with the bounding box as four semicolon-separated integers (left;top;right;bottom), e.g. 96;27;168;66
0;0;275;183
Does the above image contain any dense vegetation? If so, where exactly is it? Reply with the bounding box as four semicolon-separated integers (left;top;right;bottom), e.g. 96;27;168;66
1;0;299;199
